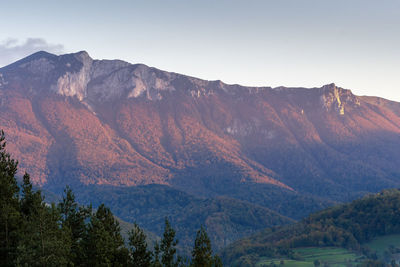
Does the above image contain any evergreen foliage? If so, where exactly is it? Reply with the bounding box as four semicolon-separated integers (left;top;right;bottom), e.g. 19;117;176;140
152;241;163;267
192;226;223;267
192;226;212;267
128;222;152;267
18;173;72;266
0;130;21;266
83;204;129;266
160;218;180;267
58;185;91;265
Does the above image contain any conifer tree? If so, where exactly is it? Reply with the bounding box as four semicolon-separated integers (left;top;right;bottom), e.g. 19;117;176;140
83;204;129;266
18;173;71;266
192;226;213;267
213;255;223;267
128;222;152;267
152;241;162;267
59;186;91;264
20;173;42;218
0;130;21;266
160;218;179;267
192;226;223;267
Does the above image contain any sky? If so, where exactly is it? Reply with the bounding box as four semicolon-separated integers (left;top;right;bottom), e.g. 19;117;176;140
1;0;399;100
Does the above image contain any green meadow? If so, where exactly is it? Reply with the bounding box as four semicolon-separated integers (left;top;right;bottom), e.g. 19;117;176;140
365;234;400;258
256;247;363;267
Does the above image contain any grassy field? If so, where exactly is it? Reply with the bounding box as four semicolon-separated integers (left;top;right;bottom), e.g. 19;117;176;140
365;234;400;258
256;247;363;267
257;258;314;267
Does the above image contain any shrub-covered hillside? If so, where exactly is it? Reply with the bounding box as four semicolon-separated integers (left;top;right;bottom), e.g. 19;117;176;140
221;189;400;266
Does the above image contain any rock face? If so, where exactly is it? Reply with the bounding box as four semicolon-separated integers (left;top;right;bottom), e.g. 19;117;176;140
320;83;360;115
1;51;400;201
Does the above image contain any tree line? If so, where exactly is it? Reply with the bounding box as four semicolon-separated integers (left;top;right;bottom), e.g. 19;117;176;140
0;130;222;266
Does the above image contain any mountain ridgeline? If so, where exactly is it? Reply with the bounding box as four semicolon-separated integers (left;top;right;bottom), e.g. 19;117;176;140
2;51;400;252
2;51;400;200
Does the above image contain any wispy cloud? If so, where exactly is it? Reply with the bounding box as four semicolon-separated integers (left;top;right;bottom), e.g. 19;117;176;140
0;38;65;67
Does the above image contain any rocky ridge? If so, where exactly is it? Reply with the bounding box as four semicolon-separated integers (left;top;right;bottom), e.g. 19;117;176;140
1;51;400;202
1;51;361;114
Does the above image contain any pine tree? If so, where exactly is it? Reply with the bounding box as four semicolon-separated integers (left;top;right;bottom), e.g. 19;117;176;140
83;204;129;266
213;255;223;267
0;130;21;266
160;218;179;267
192;226;223;267
152;241;162;267
128;222;152;267
18;173;72;266
20;172;42;218
192;226;213;267
59;186;91;264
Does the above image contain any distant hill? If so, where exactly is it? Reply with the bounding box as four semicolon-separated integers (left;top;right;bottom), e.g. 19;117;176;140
70;184;294;252
221;189;400;266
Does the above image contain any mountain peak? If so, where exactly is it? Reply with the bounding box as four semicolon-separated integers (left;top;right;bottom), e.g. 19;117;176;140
68;50;92;64
320;83;360;115
1;50;57;71
29;50;55;59
321;83;336;91
75;50;90;57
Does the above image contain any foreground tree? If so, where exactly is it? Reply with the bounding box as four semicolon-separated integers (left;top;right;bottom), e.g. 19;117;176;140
192;226;222;267
83;204;129;266
152;241;163;267
192;226;213;266
0;130;21;266
160;218;180;267
59;186;91;265
17;173;71;266
128;222;152;267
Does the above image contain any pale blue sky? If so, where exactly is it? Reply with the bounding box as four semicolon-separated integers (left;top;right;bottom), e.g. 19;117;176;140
1;0;399;100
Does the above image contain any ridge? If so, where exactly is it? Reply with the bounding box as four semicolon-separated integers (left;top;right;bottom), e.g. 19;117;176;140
0;51;365;106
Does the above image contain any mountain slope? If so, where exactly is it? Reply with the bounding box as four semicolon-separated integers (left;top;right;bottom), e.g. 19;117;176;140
1;51;400;203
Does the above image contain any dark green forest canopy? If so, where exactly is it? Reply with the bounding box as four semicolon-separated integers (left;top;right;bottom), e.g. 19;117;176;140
68;183;295;253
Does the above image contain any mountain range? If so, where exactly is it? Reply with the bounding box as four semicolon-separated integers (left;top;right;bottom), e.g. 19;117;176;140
1;51;400;250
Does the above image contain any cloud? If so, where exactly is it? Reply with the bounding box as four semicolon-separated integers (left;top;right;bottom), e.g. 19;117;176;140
0;38;65;67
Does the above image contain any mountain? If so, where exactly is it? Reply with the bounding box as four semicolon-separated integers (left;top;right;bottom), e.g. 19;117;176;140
2;50;400;251
221;189;400;266
2;51;400;201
